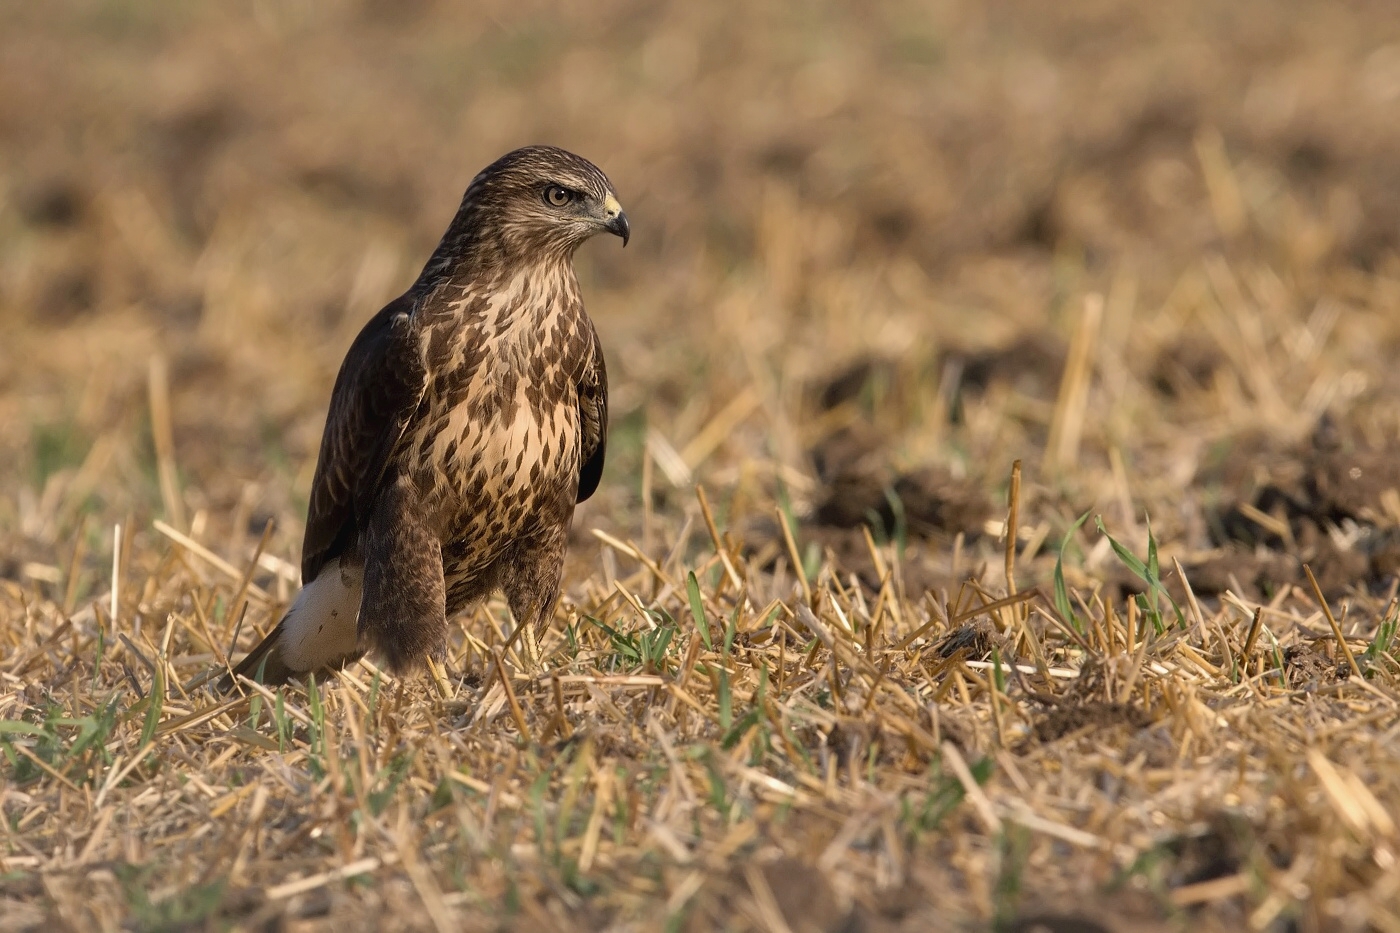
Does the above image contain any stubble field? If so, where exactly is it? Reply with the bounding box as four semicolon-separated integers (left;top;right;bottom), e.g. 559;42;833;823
3;1;1400;930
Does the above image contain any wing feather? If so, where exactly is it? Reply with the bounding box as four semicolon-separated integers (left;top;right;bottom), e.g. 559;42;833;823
301;293;426;582
576;324;608;503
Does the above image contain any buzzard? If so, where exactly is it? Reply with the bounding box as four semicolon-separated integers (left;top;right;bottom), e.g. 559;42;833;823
224;146;626;687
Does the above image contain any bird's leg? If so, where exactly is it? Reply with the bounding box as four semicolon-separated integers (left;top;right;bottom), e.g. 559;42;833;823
504;597;548;674
425;654;453;699
508;606;543;672
504;534;567;675
360;475;449;677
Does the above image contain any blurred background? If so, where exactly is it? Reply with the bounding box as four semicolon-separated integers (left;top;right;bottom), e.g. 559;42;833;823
4;0;1400;593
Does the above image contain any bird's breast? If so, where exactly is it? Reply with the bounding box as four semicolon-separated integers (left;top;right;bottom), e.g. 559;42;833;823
404;351;582;540
402;271;591;541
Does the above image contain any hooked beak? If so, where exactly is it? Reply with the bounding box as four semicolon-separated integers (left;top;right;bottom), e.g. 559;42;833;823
602;194;630;247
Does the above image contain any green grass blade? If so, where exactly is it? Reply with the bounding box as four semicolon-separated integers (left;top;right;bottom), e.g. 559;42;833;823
1095;516;1149;578
718;667;732;731
1095;516;1185;628
0;721;46;736
687;572;711;651
139;663;164;748
1054;511;1091;632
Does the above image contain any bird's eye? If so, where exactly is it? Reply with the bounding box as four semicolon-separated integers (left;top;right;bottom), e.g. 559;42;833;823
543;185;574;208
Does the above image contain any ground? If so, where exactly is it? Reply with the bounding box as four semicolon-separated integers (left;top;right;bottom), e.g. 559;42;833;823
2;1;1400;931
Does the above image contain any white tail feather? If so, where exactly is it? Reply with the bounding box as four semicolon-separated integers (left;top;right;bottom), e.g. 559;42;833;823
279;557;363;672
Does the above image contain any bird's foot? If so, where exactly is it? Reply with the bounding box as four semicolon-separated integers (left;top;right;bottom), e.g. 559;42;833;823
426;655;453;699
520;624;545;675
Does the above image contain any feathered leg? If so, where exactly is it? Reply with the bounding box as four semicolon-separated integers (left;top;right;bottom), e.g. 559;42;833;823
502;526;568;670
360;474;448;674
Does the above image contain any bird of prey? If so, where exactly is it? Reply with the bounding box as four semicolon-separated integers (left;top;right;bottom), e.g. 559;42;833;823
224;146;626;687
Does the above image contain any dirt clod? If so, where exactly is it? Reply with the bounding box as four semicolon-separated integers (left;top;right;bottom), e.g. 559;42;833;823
1033;702;1153;743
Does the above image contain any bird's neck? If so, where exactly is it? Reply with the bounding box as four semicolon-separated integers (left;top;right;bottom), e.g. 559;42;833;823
414;205;579;294
415;255;582;335
409;259;584;392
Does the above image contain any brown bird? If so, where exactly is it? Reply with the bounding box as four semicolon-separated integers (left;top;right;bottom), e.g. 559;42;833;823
224;146;626;687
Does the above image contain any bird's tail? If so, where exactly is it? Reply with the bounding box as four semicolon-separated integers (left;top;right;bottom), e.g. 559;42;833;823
219;557;364;689
220;619;298;688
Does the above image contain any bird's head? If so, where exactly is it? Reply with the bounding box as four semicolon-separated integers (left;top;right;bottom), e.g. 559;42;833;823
460;146;629;260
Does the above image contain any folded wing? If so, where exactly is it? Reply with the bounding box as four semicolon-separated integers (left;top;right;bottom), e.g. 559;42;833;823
576;324;608;503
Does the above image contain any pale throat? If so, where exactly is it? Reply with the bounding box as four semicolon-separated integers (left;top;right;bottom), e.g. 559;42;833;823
483;257;582;333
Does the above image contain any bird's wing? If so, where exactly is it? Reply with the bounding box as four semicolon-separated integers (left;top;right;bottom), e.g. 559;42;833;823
301;292;427;583
576;323;608;503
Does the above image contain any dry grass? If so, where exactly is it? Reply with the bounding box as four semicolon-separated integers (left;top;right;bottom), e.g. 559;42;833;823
4;1;1400;931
